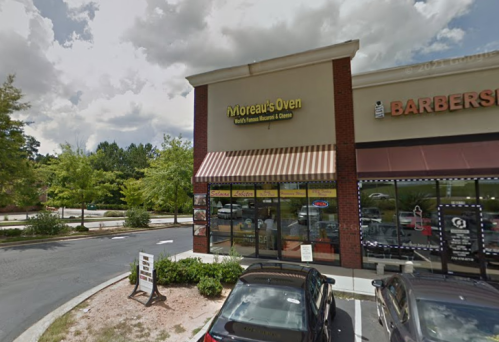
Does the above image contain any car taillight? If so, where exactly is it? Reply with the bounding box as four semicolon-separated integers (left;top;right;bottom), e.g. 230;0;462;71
204;332;218;342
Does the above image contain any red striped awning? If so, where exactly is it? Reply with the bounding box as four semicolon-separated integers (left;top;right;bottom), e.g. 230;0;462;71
195;145;335;183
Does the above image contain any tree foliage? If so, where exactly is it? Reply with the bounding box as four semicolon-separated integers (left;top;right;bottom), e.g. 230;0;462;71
0;75;39;206
142;135;193;222
120;178;144;208
43;144;117;226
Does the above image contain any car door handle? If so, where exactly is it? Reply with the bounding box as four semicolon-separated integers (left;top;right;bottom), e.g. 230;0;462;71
389;322;395;329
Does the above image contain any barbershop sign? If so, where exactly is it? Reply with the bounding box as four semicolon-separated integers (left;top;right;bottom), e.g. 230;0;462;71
375;88;499;118
227;98;302;125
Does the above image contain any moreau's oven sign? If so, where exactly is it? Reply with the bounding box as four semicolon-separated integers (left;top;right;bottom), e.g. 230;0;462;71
227;98;302;125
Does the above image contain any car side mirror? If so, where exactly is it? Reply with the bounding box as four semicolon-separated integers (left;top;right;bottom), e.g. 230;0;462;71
324;277;335;285
372;279;385;288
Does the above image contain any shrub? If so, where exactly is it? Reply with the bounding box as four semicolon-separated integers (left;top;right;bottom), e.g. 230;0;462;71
74;225;89;232
197;277;223;297
219;247;243;283
0;228;23;237
24;211;66;236
124;208;150;228
104;211;124;218
3;215;8;221
220;262;243;284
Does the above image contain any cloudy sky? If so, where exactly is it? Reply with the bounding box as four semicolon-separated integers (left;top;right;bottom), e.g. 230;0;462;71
1;0;498;155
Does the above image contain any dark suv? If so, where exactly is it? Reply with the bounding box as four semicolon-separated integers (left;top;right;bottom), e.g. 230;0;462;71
372;273;499;342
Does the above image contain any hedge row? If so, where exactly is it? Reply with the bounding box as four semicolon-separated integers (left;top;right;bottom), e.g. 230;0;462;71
129;255;244;297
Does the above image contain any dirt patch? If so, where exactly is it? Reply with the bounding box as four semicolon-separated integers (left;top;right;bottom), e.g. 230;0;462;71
54;278;231;342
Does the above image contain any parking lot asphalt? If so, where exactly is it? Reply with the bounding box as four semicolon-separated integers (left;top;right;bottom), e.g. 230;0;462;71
331;297;386;342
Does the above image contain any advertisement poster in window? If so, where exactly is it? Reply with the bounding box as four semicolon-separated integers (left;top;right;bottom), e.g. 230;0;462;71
194;224;207;236
194;209;206;221
194;193;207;207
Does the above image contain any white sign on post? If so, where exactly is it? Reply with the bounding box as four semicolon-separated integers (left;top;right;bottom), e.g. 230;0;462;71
139;252;154;293
301;244;313;262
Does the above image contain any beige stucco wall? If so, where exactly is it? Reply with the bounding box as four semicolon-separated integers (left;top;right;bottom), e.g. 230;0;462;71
353;68;499;143
207;62;335;152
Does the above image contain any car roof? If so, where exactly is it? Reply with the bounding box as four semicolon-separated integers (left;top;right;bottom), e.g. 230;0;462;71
241;263;314;289
399;273;499;307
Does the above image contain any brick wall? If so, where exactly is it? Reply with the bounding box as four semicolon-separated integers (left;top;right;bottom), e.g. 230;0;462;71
193;85;209;254
333;58;362;269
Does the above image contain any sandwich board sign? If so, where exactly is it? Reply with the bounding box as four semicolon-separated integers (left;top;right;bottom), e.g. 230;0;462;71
129;252;166;306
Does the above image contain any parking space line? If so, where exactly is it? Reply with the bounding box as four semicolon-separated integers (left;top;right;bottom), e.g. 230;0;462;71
355;299;362;342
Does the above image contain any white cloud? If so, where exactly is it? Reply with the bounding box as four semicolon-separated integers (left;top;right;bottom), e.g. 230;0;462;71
437;28;466;42
0;0;482;155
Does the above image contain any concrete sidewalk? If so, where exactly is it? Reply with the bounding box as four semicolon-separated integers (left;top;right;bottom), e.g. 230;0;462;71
15;249;379;342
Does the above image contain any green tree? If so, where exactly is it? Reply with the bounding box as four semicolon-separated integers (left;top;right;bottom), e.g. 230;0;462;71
0;75;36;206
44;144;117;227
120;178;144;208
13;163;43;219
142;135;193;224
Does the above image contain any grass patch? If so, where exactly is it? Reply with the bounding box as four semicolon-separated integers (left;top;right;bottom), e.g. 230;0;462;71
192;326;203;336
39;312;74;342
174;324;186;334
156;330;170;341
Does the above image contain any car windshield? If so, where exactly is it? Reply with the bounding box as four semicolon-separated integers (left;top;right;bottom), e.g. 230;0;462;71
400;212;413;217
418;299;499;342
223;204;237;209
219;283;307;331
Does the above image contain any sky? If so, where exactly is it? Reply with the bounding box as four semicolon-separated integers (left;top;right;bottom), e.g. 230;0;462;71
0;0;498;155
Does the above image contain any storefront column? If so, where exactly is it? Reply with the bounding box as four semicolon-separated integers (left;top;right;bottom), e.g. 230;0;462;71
193;85;209;254
333;58;362;269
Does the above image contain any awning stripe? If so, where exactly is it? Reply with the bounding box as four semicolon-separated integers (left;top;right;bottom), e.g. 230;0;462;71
195;144;336;183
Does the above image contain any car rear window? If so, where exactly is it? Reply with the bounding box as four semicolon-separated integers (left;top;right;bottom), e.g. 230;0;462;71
417;299;499;342
219;283;307;331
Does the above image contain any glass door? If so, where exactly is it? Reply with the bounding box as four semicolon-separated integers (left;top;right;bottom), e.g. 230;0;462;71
440;206;485;278
256;202;279;259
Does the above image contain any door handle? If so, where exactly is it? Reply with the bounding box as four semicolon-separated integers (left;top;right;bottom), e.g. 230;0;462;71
390;322;395;329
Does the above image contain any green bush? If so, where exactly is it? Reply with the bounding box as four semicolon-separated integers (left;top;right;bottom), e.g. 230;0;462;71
104;211;124;217
124;208;150;228
0;228;23;237
74;225;89;232
24;211;66;235
220;262;244;283
197;277;223;297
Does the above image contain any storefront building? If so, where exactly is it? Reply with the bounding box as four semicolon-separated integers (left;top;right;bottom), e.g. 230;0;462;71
187;41;499;280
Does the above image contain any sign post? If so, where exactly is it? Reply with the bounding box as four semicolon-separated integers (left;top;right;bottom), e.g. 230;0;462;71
129;252;166;307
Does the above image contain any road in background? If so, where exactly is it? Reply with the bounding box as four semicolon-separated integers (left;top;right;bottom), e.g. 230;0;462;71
0;227;192;342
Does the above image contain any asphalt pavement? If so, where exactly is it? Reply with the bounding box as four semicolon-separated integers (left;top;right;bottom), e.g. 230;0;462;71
0;227;193;342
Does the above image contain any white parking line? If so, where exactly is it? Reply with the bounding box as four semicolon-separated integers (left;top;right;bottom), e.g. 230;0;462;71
355;299;362;342
157;240;173;245
111;237;126;239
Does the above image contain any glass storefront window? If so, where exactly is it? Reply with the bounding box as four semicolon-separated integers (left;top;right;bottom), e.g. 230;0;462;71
439;179;476;205
231;184;256;257
280;183;307;261
479;179;499;281
209;184;231;254
255;183;279;259
308;182;339;264
360;181;400;271
360;180;442;274
396;180;439;249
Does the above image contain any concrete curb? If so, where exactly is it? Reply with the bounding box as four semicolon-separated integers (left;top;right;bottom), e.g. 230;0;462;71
0;223;192;248
14;272;131;342
189;316;215;342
